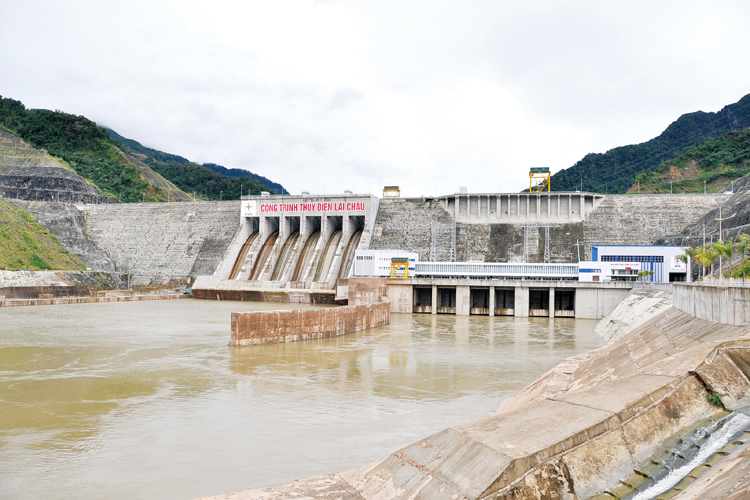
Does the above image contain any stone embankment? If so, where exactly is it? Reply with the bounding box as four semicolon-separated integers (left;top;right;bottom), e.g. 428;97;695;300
0;270;187;307
0;270;125;293
229;278;390;346
80;201;240;285
594;286;674;343
198;283;750;500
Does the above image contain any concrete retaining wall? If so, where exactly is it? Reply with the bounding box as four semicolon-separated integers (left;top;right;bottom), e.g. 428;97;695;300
0;293;187;307
674;283;750;326
595;288;674;343
229;301;390;346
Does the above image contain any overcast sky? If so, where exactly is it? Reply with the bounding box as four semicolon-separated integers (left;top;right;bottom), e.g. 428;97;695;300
2;1;750;197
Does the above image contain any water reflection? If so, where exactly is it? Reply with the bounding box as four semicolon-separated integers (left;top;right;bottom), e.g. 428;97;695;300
0;300;603;500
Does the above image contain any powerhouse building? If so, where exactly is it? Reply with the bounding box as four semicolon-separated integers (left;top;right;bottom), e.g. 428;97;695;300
591;245;690;283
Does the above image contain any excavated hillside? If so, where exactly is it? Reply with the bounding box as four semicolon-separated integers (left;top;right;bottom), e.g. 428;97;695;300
659;171;750;247
0;130;109;204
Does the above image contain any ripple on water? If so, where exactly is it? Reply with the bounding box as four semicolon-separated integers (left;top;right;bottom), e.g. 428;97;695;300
0;299;603;500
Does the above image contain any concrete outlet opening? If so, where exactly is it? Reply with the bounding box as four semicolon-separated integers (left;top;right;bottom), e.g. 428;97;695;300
413;286;432;313
555;289;575;318
437;287;456;314
495;288;515;316
529;288;550;317
470;288;490;315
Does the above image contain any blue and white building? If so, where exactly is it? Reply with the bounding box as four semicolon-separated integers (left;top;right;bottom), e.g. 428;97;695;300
590;245;690;283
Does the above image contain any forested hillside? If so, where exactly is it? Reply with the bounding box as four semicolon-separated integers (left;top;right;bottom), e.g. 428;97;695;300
0;97;189;202
551;93;750;193
203;163;287;195
106;130;287;198
629;129;750;193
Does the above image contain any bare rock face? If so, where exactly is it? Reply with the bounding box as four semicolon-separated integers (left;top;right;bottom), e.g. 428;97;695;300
0;130;111;204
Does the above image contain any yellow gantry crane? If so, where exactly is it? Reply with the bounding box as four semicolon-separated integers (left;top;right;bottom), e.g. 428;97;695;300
383;186;401;198
529;167;551;192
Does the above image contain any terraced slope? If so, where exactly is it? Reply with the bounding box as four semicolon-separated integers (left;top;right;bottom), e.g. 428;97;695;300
0;197;85;270
0;96;192;202
0;130;109;203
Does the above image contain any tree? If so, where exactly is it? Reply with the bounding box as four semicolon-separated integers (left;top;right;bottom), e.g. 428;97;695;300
718;237;735;280
682;247;701;281
703;246;721;280
737;234;750;283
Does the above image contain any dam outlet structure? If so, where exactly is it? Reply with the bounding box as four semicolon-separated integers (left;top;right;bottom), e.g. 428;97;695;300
193;194;379;303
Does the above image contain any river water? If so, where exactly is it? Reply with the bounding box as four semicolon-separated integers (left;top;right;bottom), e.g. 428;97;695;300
0;300;604;500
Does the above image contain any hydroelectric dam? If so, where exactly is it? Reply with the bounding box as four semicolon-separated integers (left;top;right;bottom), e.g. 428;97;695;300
188;190;728;318
193;193;380;303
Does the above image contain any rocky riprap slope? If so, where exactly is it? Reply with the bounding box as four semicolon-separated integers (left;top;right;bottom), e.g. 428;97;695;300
80;201;241;285
0;130;110;204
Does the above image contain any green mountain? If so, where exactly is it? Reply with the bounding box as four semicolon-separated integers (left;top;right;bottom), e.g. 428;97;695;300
0;197;84;270
0;96;190;202
106;128;189;165
105;130;285;199
203;163;288;195
551;93;750;193
628;129;750;194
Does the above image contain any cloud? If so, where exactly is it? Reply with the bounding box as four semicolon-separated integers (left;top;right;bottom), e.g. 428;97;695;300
1;0;749;196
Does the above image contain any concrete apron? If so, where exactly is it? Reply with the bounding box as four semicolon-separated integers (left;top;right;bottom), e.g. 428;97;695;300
196;312;750;500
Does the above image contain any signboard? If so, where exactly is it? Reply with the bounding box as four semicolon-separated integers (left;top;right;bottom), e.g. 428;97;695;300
242;200;257;217
670;255;686;272
258;201;366;214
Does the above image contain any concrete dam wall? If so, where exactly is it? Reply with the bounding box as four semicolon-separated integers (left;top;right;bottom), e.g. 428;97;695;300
14;191;731;288
372;193;729;263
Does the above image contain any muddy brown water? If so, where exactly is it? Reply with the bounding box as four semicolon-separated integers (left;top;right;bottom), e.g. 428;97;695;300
0;300;604;500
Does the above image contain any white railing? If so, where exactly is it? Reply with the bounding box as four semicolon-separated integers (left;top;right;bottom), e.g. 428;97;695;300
415;262;579;280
